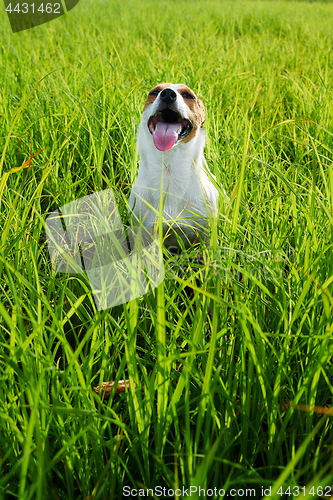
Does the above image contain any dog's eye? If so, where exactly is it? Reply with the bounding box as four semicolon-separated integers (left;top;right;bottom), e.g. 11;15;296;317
149;90;160;96
181;92;195;100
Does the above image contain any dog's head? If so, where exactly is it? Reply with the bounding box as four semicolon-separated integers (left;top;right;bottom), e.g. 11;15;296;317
142;83;205;152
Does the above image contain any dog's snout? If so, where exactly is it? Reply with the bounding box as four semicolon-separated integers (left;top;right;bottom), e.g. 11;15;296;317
160;88;177;104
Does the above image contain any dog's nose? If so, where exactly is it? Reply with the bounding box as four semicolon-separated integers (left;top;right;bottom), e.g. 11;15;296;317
160;88;177;104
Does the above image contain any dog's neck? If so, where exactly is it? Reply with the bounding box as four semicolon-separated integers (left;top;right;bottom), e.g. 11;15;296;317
137;123;206;198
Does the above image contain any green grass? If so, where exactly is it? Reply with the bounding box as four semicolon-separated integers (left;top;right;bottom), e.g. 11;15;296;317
1;0;333;498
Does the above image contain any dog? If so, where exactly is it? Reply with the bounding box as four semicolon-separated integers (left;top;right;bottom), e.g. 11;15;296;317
129;83;221;252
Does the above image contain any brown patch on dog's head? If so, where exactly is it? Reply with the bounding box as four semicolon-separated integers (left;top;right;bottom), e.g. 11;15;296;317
175;85;205;143
143;83;171;111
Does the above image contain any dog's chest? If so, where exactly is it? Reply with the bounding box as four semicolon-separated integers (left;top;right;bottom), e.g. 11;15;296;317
148;158;203;212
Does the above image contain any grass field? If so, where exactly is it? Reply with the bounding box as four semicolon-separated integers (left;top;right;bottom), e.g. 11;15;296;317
1;0;333;498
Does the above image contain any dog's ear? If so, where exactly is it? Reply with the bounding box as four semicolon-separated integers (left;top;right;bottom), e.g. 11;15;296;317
198;97;205;127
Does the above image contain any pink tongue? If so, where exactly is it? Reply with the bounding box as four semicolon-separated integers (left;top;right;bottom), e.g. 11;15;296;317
152;121;180;151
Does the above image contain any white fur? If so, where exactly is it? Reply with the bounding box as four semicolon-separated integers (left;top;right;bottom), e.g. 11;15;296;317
129;84;220;249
